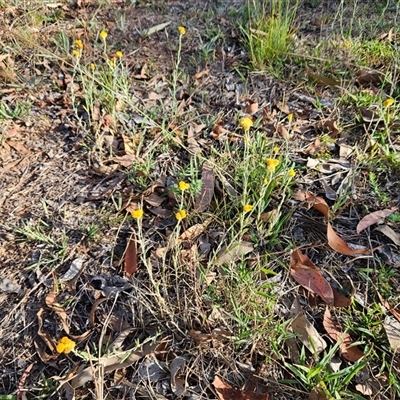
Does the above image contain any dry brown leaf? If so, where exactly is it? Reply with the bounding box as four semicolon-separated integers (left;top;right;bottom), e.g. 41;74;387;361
7;140;30;155
146;91;165;101
304;193;369;255
188;330;212;344
291;312;327;354
146;21;171;36
213;376;269;400
245;100;259;115
212;120;230;139
187;125;202;154
374;225;400;246
290;248;334;305
304;138;321;155
332;288;352;308
327;222;369;256
383;315;400;352
68;342;158;389
193;68;210;80
276;123;289;139
260;209;279;223
285;337;300;363
144;193;165;207
178;218;212;242
215;241;253;266
121;134;138;155
356;70;382;86
304;193;330;218
124;235;138;277
194;163;215;212
276;101;290;114
36;308;57;357
110;154;136;167
323;308;365;362
133;63;148;79
316;119;341;138
59;257;85;282
356;208;397;234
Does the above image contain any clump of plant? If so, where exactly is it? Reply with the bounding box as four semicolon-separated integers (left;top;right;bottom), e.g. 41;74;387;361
241;0;299;72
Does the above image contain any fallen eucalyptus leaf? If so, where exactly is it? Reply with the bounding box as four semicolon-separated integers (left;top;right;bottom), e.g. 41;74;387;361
59;257;86;282
145;21;171;36
383;315;400;352
214;241;253;266
357;208;397;234
375;225;400;246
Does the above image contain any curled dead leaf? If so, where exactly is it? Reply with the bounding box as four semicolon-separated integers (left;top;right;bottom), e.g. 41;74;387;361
290;299;327;354
323;308;365;362
356;208;397;234
327;222;369;256
290;248;334;305
215;241;253;266
124;235;138;277
194;163;215;212
212;120;231;139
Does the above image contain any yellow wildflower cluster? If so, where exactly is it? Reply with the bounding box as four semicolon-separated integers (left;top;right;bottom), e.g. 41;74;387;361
239;116;253;132
175;209;187;220
383;98;395;107
74;39;84;50
266;158;280;173
288;169;296;178
178;181;190;191
56;336;76;354
243;204;253;213
72;49;80;59
132;209;144;219
116;51;123;58
178;26;186;35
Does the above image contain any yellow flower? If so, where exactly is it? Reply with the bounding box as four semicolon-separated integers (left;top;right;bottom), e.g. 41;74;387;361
56;337;76;354
178;181;190;191
239;116;253;132
100;30;108;40
90;63;96;71
175;209;187;220
116;51;123;58
243;204;253;212
288;169;296;177
383;98;395;107
263;178;269;185
344;40;351;48
266;158;280;172
108;57;116;68
74;39;84;50
287;113;293;122
178;26;186;35
273;146;280;154
72;49;80;58
131;209;144;219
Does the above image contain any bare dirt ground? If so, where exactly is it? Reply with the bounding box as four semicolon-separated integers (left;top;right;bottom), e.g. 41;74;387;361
1;0;400;399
